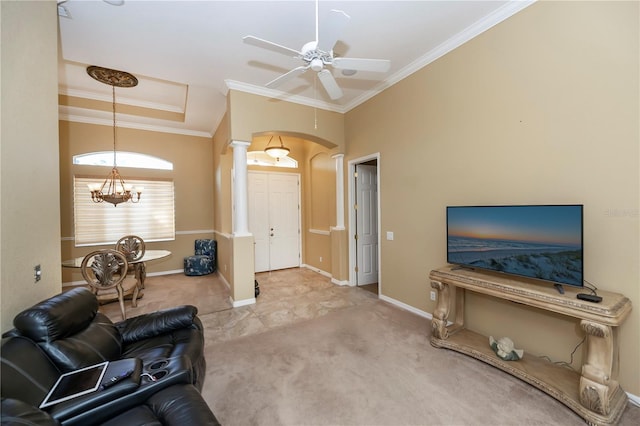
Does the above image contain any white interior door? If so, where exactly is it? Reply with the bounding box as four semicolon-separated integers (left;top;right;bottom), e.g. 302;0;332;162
356;164;378;285
248;173;270;272
248;171;300;272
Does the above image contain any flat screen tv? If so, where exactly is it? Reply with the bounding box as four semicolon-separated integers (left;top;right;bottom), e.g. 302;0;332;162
446;205;583;288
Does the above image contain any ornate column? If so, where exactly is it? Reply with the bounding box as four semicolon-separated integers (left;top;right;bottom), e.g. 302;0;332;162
230;140;251;237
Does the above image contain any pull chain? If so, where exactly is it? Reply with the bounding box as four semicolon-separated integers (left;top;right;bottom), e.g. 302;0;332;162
314;75;318;130
112;84;117;167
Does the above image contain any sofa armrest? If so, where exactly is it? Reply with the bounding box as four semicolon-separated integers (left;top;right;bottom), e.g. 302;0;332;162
46;359;142;424
116;305;200;344
1;398;60;426
100;385;220;426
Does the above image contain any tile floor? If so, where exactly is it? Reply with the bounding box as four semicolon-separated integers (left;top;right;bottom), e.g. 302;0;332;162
200;268;379;343
98;267;379;343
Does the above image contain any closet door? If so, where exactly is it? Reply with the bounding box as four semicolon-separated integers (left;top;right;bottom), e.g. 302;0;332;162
248;172;300;272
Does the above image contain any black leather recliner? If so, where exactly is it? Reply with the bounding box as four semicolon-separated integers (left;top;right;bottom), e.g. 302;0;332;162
1;287;219;425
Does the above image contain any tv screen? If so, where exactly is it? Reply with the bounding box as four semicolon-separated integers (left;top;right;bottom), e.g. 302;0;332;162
446;205;583;287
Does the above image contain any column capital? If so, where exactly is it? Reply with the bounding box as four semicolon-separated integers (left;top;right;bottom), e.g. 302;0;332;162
230;140;251;149
331;153;345;160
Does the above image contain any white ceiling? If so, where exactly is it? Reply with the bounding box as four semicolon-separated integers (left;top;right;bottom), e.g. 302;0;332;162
57;0;534;138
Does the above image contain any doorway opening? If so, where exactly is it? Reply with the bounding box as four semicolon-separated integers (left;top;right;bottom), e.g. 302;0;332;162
348;154;380;295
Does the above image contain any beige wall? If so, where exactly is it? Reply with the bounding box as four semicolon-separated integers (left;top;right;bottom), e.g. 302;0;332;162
345;1;639;394
228;90;344;150
305;151;336;272
59;121;214;283
1;0;61;332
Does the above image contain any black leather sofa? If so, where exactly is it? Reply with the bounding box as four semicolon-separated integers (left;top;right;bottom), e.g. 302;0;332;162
1;287;219;425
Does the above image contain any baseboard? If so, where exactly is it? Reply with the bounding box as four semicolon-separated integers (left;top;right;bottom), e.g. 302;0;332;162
379;294;432;320
331;278;351;286
300;264;352;286
230;296;255;308
217;271;231;290
628;392;640;407
301;264;331;278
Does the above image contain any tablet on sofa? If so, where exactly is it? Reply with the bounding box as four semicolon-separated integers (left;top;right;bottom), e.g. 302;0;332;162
39;361;109;408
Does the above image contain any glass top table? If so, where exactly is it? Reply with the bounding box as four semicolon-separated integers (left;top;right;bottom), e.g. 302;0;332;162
62;250;171;268
62;250;171;293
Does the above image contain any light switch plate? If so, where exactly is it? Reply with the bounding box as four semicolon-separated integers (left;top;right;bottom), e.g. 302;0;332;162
386;231;394;241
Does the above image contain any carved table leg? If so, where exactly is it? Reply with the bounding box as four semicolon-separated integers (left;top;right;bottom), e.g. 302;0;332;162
430;280;465;341
579;320;621;417
134;262;146;289
430;280;450;340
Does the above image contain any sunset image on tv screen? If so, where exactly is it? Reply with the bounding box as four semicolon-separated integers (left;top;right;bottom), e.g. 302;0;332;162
447;205;583;286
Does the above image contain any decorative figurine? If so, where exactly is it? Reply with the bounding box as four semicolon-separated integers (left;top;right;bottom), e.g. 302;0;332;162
489;336;524;361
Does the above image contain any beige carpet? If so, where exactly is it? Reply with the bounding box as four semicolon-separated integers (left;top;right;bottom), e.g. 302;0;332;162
201;301;640;426
96;271;640;425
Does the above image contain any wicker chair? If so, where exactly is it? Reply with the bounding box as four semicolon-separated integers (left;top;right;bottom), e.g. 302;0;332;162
115;235;146;289
80;249;139;320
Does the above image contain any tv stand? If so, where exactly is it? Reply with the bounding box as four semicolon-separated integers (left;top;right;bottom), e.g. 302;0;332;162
429;265;632;426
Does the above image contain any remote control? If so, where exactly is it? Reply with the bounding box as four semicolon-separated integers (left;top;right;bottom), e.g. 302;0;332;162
102;369;134;389
577;293;602;303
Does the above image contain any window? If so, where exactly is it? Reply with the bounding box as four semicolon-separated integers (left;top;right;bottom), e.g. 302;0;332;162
73;152;173;170
74;177;175;246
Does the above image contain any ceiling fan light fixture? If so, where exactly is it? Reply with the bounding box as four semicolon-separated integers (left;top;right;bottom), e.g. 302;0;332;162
264;136;290;159
310;58;324;72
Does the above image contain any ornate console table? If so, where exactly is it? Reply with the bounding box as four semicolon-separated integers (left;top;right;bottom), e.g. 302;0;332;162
429;265;632;426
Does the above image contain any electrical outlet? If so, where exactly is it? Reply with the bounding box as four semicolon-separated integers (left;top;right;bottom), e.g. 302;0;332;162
430;290;436;301
319;256;323;262
34;264;42;283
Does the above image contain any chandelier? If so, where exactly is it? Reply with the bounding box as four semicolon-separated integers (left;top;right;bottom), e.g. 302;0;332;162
86;66;142;206
264;135;290;159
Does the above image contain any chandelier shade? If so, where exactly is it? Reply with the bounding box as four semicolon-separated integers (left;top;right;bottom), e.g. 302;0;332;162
86;66;141;207
264;136;290;159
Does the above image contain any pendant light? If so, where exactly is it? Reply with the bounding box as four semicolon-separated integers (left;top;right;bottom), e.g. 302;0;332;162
86;66;142;206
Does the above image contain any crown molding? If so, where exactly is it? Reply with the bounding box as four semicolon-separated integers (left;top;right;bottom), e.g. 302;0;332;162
60;87;186;114
59;107;212;138
224;80;347;114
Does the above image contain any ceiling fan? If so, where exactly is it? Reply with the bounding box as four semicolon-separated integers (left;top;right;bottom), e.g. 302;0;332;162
243;1;391;100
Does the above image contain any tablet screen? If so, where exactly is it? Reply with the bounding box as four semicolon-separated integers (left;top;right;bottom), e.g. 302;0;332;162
40;361;109;408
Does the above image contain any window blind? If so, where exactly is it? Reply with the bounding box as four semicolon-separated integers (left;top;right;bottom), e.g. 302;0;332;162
74;176;175;246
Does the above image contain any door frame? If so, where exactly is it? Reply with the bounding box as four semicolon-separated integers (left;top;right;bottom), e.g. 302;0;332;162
348;153;381;292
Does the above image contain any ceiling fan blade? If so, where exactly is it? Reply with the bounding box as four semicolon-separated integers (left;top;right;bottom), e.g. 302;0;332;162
317;69;343;100
265;66;309;89
243;35;301;58
332;57;391;73
317;10;350;53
